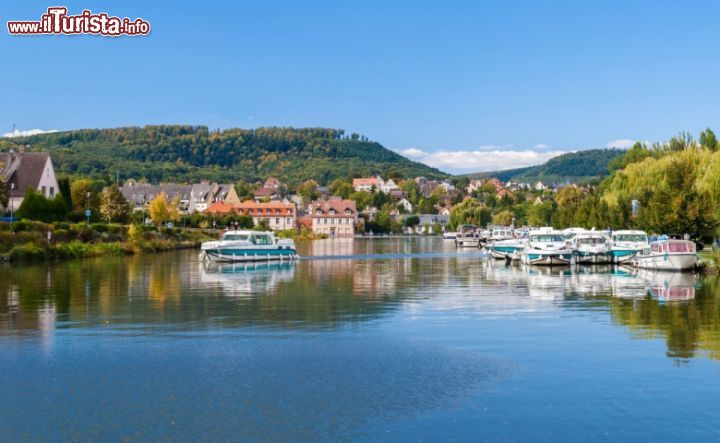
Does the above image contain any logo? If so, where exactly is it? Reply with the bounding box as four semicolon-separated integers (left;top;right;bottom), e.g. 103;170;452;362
7;7;151;36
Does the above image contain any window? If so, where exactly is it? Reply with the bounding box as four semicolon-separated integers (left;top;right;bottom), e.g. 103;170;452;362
275;218;279;224
49;187;55;197
286;218;291;224
41;186;46;195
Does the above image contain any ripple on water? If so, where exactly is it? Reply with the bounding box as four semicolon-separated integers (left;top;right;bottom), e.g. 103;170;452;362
0;337;512;442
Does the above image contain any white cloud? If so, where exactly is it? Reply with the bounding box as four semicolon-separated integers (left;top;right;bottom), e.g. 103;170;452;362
400;147;568;173
533;143;550;149
605;139;635;149
400;148;426;158
2;128;58;138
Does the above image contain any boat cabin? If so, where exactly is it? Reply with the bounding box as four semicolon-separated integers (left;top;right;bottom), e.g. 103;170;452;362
650;240;695;254
221;230;276;245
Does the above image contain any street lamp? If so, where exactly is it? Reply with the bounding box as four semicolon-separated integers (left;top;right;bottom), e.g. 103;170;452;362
9;183;15;222
86;191;91;224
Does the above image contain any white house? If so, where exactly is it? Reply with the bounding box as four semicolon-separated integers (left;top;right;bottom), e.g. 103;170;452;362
534;181;547;191
440;180;456;192
380;178;399;194
1;151;59;211
465;179;484;194
397;198;413;212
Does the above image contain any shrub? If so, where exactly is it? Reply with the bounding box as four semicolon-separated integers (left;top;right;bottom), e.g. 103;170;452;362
9;242;46;261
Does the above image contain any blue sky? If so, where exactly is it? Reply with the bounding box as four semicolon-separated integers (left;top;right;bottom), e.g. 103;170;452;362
1;1;720;173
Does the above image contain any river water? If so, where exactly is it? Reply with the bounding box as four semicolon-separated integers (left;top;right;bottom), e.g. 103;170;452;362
1;237;720;441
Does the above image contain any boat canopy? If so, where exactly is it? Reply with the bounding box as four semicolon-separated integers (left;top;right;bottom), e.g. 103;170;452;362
650;240;695;253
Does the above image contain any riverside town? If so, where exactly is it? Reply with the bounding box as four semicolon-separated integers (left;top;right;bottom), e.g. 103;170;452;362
3;2;720;442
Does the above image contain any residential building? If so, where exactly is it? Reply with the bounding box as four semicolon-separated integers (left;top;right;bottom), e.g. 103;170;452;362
206;200;297;231
353;176;383;192
1;151;60;211
397;198;413;212
534;181;547;191
486;178;503;191
439;180;456;192
465;179;484;194
309;197;357;237
121;180;238;214
407;214;450;234
380;178;399;194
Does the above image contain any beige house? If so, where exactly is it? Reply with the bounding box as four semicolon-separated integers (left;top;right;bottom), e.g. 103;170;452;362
1;151;59;211
309;197;357;237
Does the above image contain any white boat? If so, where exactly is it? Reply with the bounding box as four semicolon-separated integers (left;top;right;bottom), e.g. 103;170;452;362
610;230;649;263
443;232;457;240
521;228;573;266
200;230;298;262
490;226;514;242
487;238;526;260
633;239;698;271
455;225;481;248
571;231;612;264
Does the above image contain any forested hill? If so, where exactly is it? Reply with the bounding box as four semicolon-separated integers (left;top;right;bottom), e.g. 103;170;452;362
0;126;447;185
465;148;624;183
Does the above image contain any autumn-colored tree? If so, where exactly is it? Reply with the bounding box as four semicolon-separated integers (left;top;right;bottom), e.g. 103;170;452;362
148;192;171;226
99;184;130;223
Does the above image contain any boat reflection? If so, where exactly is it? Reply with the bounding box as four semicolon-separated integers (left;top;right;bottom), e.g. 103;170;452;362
200;261;296;296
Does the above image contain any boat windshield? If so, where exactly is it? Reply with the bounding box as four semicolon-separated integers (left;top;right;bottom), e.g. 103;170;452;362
251;234;273;245
577;237;606;244
613;234;647;243
223;234;249;241
532;235;564;242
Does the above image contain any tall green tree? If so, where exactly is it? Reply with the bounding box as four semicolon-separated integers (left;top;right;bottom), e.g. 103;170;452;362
700;128;718;151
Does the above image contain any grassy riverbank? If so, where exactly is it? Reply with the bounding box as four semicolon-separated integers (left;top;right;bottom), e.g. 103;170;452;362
0;221;217;262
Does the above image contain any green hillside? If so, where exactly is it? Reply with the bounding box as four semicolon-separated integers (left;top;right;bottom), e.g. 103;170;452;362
466;149;625;183
0;126;447;185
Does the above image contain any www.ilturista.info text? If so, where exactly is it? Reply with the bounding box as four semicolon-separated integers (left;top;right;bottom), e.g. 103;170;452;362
7;7;150;36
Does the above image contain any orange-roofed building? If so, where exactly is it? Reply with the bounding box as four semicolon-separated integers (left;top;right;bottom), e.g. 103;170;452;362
235;201;296;231
207;201;296;231
497;189;511;199
205;201;236;215
352;176;383;192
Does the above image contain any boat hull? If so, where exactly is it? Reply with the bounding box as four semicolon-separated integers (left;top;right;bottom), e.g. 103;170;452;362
456;238;480;248
576;251;612;265
201;247;298;262
611;248;639;263
522;250;573;266
633;252;697;271
489;245;523;260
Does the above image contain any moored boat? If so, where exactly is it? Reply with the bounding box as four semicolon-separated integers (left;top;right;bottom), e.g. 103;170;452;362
488;238;526;260
632;239;698;271
455;224;481;248
521;228;573;266
610;230;649;263
571;231;612;264
443;232;457;240
200;230;298;262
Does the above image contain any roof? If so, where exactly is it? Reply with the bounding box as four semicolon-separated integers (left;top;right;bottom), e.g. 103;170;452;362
205;201;236;214
310;198;357;217
352;177;380;186
253;187;277;197
0;152;52;197
236;200;295;211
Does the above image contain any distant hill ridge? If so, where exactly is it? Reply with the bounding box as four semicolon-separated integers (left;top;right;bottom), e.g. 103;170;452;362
0;125;448;185
464;148;625;183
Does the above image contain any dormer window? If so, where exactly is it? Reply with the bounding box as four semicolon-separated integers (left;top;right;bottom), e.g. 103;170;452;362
329;209;336;215
345;209;352;215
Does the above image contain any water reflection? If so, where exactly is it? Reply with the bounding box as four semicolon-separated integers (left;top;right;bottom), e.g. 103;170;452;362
0;238;718;362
